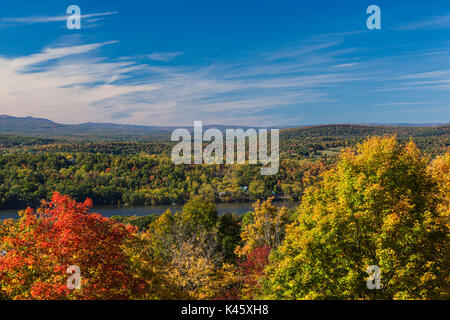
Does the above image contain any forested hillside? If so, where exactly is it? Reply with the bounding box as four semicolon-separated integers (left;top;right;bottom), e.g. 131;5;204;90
0;124;448;209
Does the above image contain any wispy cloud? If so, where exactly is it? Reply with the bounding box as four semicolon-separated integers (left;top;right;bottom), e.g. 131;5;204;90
399;69;450;79
0;38;364;125
375;68;450;93
333;63;358;68
0;31;448;126
146;52;184;62
374;102;425;106
1;11;117;25
0;41;159;124
396;13;450;30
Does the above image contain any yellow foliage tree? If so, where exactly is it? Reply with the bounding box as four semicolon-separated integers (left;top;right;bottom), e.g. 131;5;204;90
236;197;289;257
264;136;449;299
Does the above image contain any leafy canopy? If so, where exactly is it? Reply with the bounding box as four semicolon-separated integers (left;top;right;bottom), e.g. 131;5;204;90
264;136;449;299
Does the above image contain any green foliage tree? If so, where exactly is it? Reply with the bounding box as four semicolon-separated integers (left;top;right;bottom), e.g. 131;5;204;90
181;195;218;231
216;212;242;262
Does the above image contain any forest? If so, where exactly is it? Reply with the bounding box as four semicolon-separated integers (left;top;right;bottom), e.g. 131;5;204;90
0;127;449;300
0;124;448;210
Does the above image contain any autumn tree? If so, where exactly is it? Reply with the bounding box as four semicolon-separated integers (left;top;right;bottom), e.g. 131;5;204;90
264;136;449;299
229;198;290;299
135;200;238;299
181;195;218;231
235;197;290;257
216;212;242;262
0;192;147;300
428;152;450;220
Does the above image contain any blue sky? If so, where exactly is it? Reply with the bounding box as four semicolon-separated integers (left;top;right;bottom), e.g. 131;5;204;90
0;0;449;126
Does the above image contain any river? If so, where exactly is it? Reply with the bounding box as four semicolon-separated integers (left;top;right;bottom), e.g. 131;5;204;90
0;200;299;220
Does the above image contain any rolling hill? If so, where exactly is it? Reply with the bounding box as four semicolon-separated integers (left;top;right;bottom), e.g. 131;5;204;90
0;115;448;141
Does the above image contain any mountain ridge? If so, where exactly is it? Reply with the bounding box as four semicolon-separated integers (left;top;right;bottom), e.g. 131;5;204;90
0;115;448;140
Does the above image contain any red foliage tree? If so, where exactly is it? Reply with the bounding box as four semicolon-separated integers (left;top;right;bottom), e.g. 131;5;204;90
0;192;147;300
216;246;271;300
239;246;271;288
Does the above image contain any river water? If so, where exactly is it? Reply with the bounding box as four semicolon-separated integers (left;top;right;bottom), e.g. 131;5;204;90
0;201;299;220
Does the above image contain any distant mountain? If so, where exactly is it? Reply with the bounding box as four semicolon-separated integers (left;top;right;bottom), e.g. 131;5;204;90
0;115;170;139
0;115;448;140
0;115;264;140
0;115;62;130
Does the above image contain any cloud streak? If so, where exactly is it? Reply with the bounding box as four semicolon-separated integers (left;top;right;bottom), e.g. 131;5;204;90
396;13;450;30
146;52;184;62
1;11;118;24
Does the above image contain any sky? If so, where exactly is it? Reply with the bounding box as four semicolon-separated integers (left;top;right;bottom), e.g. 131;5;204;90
0;0;449;126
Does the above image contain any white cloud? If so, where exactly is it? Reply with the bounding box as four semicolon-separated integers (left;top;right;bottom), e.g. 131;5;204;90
1;11;118;24
399;69;450;79
374;102;425;106
3;34;446;126
374;68;450;92
333;63;358;68
146;52;184;62
0;42;159;124
0;39;365;126
396;13;450;30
